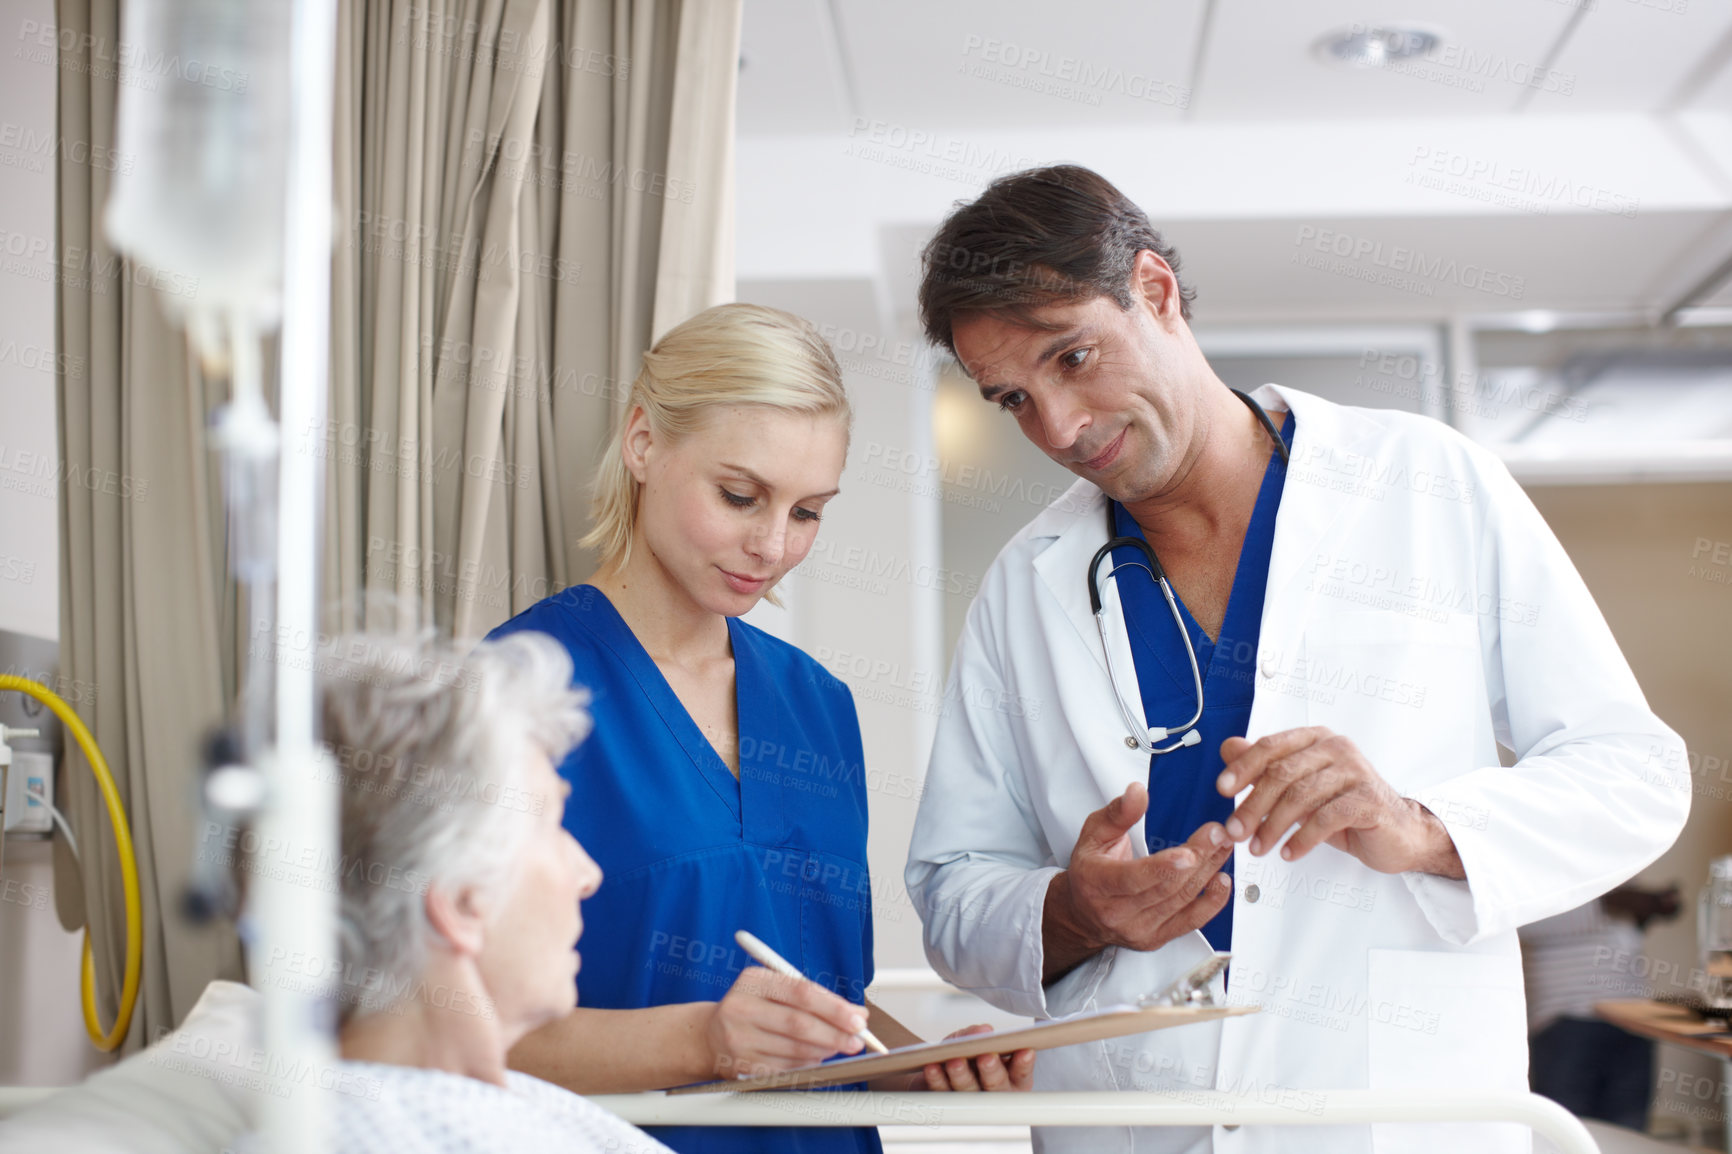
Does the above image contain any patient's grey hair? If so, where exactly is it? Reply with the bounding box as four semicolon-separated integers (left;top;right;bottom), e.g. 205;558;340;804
320;630;590;1023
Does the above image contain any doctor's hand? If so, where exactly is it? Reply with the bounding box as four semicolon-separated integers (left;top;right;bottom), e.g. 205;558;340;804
1218;729;1464;878
1042;782;1233;984
705;966;869;1081
869;1025;1036;1092
920;1025;1036;1092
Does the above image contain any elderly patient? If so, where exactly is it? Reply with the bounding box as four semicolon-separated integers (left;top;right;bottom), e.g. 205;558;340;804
322;629;670;1154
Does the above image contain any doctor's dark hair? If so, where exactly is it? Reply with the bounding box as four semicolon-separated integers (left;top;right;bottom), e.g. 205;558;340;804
320;630;591;1026
918;165;1196;357
583;302;850;605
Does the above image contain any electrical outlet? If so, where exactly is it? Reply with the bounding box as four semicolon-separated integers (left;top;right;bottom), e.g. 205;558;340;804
3;751;52;834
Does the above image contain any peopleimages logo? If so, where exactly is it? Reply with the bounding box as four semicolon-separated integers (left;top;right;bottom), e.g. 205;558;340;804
957;35;1190;109
17;19;250;92
0;123;133;175
1406;146;1640;218
1292;226;1526;300
843;118;1039;187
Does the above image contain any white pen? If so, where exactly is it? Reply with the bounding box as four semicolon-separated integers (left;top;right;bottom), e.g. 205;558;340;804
734;929;890;1055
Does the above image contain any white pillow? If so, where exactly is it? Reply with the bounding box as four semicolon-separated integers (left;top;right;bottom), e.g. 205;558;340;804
0;980;262;1154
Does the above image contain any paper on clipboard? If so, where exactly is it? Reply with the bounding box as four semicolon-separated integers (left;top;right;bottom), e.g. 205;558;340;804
668;1000;1255;1095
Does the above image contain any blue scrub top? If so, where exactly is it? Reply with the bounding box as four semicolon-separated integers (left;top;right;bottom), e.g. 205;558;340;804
488;587;881;1154
1109;412;1294;953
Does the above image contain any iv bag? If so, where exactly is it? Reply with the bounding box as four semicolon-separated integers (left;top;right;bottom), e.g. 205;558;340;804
104;0;295;356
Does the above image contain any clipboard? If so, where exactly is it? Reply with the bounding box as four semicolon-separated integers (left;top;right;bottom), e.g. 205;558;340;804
671;953;1254;1095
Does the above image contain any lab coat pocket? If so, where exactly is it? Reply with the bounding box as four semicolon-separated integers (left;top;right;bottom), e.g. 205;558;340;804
1365;947;1527;1154
1297;609;1482;796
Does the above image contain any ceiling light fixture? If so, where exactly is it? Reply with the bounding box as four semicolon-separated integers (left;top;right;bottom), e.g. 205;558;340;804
1314;25;1441;69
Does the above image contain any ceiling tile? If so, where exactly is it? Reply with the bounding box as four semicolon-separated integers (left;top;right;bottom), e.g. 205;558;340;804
1526;0;1732;113
739;0;853;135
1682;31;1732;111
832;0;1206;130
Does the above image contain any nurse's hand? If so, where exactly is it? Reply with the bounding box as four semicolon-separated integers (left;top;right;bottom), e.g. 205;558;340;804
1043;782;1234;983
1217;729;1464;878
705;966;869;1080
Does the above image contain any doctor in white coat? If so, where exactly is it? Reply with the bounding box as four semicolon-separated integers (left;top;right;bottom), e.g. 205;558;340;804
904;165;1690;1154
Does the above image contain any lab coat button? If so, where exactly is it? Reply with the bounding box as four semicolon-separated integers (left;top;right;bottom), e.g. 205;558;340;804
1244;884;1260;903
1124;735;1139;749
1258;653;1277;679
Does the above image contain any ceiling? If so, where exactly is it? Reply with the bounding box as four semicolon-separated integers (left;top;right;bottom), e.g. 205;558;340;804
739;0;1732;135
736;5;1732;479
736;1;1732;332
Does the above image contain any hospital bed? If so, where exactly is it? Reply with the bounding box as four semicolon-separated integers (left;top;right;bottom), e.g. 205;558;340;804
0;980;1608;1154
0;1082;1621;1153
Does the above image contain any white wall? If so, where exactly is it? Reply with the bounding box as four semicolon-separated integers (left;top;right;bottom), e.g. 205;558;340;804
0;0;59;636
0;0;112;1087
737;277;943;974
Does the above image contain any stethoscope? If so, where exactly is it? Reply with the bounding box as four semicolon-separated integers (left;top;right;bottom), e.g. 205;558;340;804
1087;390;1291;755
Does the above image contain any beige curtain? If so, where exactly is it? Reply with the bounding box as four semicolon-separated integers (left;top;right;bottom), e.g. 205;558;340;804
332;0;740;640
54;0;247;1057
56;0;739;1049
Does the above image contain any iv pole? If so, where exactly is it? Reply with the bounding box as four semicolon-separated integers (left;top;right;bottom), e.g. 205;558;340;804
99;0;336;1146
252;1;340;1151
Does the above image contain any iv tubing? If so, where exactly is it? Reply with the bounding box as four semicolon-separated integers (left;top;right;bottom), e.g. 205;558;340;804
0;675;142;1051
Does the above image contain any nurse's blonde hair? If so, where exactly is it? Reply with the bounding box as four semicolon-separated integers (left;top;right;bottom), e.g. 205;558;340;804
583;303;851;587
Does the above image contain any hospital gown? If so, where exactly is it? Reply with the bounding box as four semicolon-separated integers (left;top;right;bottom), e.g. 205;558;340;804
330;1062;672;1154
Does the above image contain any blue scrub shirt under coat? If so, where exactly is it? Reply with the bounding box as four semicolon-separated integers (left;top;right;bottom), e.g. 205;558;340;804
1108;412;1293;952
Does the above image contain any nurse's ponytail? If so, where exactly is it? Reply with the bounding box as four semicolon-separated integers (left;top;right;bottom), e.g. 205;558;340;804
583;303;850;588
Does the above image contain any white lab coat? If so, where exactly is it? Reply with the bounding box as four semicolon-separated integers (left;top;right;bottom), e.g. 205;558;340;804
905;385;1689;1154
